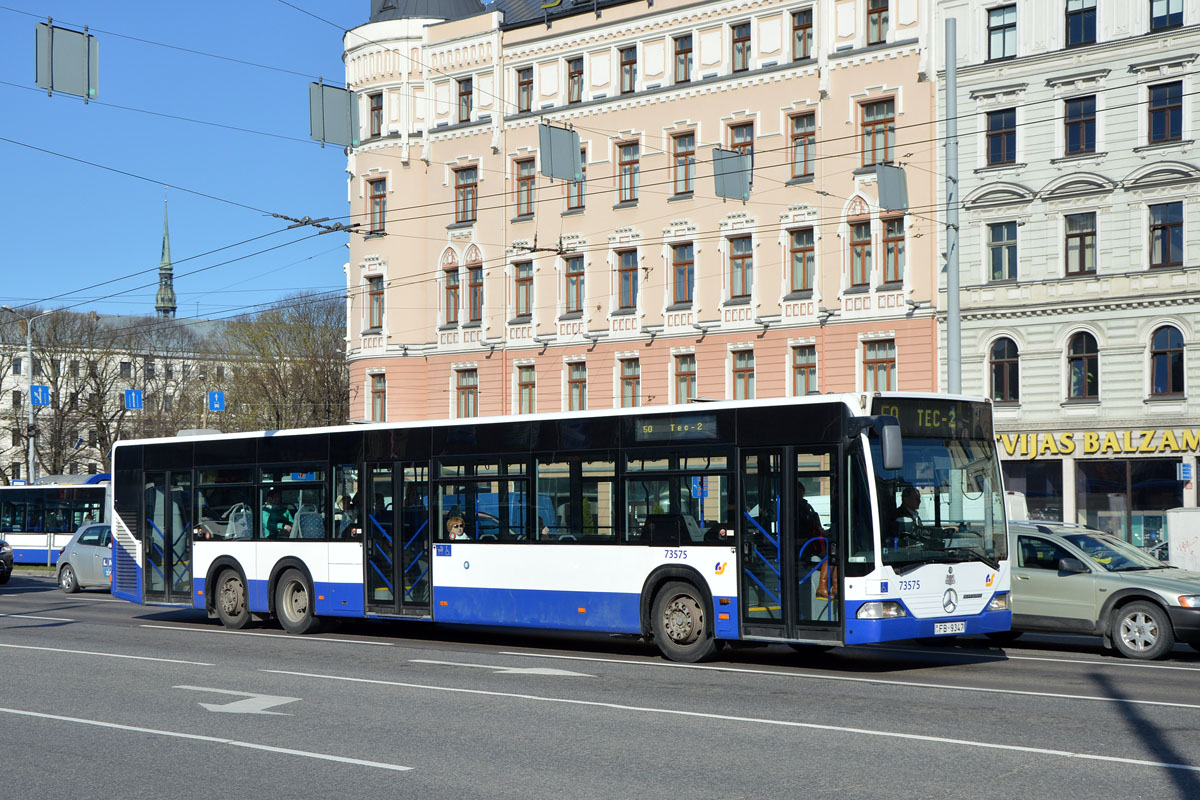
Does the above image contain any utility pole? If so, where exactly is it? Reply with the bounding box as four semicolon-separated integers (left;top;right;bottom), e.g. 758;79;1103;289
2;306;55;483
945;17;961;394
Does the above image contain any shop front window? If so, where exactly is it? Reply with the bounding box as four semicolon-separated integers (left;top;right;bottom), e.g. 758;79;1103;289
1075;458;1181;546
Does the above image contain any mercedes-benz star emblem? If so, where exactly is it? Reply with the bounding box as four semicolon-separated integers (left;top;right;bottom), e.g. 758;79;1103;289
942;588;958;614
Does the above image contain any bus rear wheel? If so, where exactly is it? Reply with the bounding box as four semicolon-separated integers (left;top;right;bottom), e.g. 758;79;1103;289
214;570;250;629
652;581;716;663
275;569;321;635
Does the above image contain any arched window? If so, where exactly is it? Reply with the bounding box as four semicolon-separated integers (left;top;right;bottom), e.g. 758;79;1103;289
1067;332;1098;400
990;337;1019;402
1150;325;1184;396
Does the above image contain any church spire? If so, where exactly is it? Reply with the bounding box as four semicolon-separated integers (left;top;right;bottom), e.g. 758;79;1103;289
155;200;177;319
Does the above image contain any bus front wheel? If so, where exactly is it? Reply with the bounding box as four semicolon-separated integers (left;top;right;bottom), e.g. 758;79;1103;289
652;581;716;663
215;570;250;629
275;569;321;635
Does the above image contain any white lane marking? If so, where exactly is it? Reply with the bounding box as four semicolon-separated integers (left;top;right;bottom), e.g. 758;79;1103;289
176;686;300;715
263;668;1200;774
140;624;394;646
0;706;410;771
0;641;212;665
0;612;74;622
498;651;1200;711
411;659;592;677
866;643;1200;672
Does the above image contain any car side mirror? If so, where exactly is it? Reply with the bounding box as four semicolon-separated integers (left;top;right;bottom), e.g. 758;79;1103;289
1058;557;1089;574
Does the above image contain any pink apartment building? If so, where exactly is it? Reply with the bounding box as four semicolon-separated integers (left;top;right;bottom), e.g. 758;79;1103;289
344;0;939;422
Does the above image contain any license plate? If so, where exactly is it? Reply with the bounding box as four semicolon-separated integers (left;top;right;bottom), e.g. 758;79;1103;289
934;622;965;635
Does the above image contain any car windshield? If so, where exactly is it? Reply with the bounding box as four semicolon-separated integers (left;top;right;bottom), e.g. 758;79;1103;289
1062;532;1169;572
870;436;1007;570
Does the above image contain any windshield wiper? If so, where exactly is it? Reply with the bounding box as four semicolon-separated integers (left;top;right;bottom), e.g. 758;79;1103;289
943;547;1000;570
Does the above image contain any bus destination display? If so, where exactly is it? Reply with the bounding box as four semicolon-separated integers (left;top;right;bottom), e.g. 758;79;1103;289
874;399;992;439
633;413;719;443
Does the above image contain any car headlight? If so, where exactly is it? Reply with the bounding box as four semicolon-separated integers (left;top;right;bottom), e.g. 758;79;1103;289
857;601;907;619
0;542;12;556
1178;595;1200;609
987;592;1011;611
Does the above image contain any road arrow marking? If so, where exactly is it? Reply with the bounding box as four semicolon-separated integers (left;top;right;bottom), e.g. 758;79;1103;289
410;659;591;677
176;686;300;715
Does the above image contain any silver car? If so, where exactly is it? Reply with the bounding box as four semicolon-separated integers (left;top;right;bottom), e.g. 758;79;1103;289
1006;521;1200;659
57;523;113;593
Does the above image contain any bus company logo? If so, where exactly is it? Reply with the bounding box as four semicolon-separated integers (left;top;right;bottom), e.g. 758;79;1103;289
714;561;727;575
985;573;995;587
945;566;956;586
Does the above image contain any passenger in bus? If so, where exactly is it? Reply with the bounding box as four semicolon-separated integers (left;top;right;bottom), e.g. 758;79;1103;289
446;516;469;541
796;482;823;540
262;490;293;538
335;495;359;538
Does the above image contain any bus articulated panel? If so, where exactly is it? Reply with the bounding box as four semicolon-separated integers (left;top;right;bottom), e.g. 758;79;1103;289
109;393;1009;661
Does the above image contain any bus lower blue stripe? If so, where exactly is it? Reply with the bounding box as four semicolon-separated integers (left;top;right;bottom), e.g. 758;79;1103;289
432;586;641;633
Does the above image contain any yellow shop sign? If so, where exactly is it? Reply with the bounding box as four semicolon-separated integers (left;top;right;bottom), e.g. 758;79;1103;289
997;430;1200;459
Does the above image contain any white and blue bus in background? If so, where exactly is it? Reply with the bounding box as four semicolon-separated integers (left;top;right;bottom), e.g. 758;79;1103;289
0;475;110;564
109;393;1010;661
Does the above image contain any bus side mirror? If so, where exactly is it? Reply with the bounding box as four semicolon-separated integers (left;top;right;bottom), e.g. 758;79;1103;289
880;423;903;471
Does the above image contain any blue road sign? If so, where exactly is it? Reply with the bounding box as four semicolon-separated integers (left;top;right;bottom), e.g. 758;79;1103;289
124;389;143;410
208;391;225;412
30;384;50;406
691;476;709;499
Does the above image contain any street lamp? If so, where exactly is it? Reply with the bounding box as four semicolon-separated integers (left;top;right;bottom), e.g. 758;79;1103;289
1;305;55;484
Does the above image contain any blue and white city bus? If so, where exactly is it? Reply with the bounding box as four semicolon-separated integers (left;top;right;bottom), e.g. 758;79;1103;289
109;393;1010;661
0;475;110;564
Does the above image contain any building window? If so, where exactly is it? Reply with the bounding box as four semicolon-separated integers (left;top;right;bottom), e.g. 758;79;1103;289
368;276;385;329
620;46;637;94
10;463;19;482
620;359;641;407
989;222;1018;281
732;351;755;400
730;122;754;156
11;357;20;376
369;92;383;137
458;77;473;123
371;375;386;422
991;338;1019;403
1151;326;1184;396
860;99;895;166
1066;0;1096;47
1149;82;1182;144
988;5;1016;60
514;262;533;318
517;67;533;113
883;217;904;284
12;390;21;410
120;361;132;379
731;22;751;72
456;370;478;418
672;243;694;305
455;167;477;223
468;265;483;322
1065;212;1097;275
618;250;638;309
567;148;586;210
1151;0;1184;31
568;363;587;410
863;340;896;392
368;179;386;234
674;35;692;83
867;0;889;45
1065;96;1096;155
445;268;460;324
790;228;815;292
1068;332;1098;400
672;133;695;195
987;108;1016;166
850;221;872;286
618;142;640;202
790;114;816;178
565;255;584;314
1149;202;1183;268
567;57;584;104
793;346;817;396
676;354;696;403
729;236;753;299
518;366;537;414
793;9;813;60
515;158;535;217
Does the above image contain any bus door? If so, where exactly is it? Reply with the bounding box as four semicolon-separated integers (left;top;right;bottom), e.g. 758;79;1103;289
143;471;192;604
364;462;430;616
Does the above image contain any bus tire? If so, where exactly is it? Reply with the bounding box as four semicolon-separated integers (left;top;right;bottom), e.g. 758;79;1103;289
214;570;251;630
652;581;716;663
58;564;80;594
1112;601;1174;660
275;569;321;635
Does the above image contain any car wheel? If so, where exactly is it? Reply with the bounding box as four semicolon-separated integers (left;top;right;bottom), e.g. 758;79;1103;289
275;568;321;635
214;570;251;630
651;581;717;662
59;564;80;594
985;631;1023;644
1111;601;1175;660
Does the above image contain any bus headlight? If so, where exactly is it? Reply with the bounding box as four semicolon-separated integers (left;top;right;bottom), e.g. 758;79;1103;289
857;601;907;619
986;593;1011;611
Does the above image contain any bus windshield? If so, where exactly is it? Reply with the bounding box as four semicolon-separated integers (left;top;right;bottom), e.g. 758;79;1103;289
870;436;1008;571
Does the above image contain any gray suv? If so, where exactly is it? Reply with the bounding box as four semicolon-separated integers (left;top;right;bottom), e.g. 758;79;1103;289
1006;521;1200;659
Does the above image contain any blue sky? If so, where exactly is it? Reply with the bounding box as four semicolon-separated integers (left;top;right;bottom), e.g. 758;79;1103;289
0;1;364;320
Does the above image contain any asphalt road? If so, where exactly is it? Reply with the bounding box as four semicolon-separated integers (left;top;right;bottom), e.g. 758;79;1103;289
2;573;1199;800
